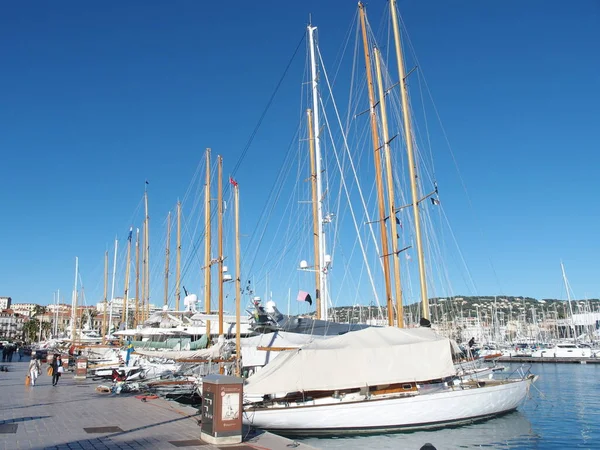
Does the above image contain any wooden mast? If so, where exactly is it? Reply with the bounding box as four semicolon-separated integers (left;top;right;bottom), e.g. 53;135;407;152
390;0;429;320
374;47;404;328
358;2;394;326
134;228;140;327
204;148;212;338
144;188;150;321
123;227;132;328
164;212;171;307
175;201;181;311
307;108;321;319
233;179;241;377
102;251;108;343
217;156;224;335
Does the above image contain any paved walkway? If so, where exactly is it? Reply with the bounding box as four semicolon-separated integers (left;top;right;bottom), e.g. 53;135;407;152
0;358;317;450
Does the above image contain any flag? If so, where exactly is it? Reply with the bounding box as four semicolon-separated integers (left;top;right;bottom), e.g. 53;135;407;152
229;176;238;187
297;290;312;306
431;198;440;206
127;227;133;242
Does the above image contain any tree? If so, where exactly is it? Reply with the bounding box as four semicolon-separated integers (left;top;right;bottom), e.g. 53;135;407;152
22;319;39;343
41;321;52;340
32;305;47;318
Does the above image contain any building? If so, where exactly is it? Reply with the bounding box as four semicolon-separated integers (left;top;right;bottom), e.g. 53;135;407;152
47;303;71;313
0;297;12;310
96;297;153;314
0;310;26;340
11;303;38;318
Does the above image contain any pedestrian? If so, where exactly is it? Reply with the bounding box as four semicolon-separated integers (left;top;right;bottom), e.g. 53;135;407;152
51;354;62;386
1;345;6;362
28;354;41;386
7;344;14;362
18;346;24;361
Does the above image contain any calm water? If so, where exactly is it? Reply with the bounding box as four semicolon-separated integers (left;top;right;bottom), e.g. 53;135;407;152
300;363;600;449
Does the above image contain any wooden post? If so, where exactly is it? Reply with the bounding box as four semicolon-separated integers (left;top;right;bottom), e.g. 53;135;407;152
374;47;404;328
134;228;140;327
234;181;241;377
358;2;394;326
164;212;171;307
123;228;132;328
204;148;212;339
175;202;181;311
217;156;224;336
390;0;429;319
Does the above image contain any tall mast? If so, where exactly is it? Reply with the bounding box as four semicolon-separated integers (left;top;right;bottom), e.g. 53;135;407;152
175;201;182;311
124;227;133;328
70;256;78;345
233;180;241;377
204;148;212;338
109;238;118;335
307;24;328;321
358;3;394;326
141;222;147;323
144;187;150;321
306;108;322;319
560;261;575;339
374;47;404;328
102;250;108;343
390;0;429;320
134;228;140;327
217;156;224;335
164;212;171;307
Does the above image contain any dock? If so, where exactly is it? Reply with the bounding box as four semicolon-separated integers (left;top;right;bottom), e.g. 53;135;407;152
0;358;318;450
498;356;600;364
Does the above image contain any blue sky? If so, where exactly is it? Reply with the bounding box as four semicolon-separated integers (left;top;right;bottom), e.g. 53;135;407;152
1;1;599;310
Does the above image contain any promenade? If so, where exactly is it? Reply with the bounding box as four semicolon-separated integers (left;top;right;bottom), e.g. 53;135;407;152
0;357;317;450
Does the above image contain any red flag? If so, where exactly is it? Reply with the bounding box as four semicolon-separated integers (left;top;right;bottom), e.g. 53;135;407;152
229;176;238;187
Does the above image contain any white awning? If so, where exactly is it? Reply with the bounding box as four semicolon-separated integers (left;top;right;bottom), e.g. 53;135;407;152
244;327;456;396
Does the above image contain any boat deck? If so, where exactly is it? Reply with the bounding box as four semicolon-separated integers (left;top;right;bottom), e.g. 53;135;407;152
0;358;317;450
498;356;600;364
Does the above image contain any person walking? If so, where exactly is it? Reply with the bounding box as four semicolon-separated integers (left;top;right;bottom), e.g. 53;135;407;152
18;346;24;361
51;355;62;386
28;355;41;386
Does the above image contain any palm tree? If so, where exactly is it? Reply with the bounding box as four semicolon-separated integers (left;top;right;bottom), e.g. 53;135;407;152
32;305;47;318
41;321;52;340
22;319;39;343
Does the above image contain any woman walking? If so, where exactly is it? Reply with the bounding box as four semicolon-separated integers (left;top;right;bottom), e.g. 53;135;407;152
51;354;62;386
28;354;41;386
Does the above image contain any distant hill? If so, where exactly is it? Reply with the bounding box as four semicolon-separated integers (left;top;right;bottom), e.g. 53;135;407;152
319;295;600;323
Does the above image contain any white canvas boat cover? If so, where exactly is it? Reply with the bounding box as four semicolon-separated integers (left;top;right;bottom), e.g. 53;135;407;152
244;327;456;395
239;331;328;368
134;342;223;360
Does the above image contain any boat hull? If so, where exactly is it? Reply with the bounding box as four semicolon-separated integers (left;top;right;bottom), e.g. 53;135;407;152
243;377;534;436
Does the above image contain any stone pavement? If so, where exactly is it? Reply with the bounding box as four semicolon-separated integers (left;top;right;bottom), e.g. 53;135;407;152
0;358;317;450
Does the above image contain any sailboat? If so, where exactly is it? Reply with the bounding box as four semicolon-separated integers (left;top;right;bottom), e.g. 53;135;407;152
242;1;537;435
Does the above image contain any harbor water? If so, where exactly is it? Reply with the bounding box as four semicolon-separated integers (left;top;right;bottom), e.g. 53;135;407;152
300;363;600;449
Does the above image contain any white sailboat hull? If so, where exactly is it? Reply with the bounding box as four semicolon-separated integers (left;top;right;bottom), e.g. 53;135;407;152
243;377;534;435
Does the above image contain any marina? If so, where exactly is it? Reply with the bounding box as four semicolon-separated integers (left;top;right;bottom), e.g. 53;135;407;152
1;1;599;449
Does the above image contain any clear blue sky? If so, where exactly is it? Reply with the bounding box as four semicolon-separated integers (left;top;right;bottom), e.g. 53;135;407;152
1;1;599;308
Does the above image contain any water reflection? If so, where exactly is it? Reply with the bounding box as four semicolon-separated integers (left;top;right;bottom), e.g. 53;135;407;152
301;411;537;449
